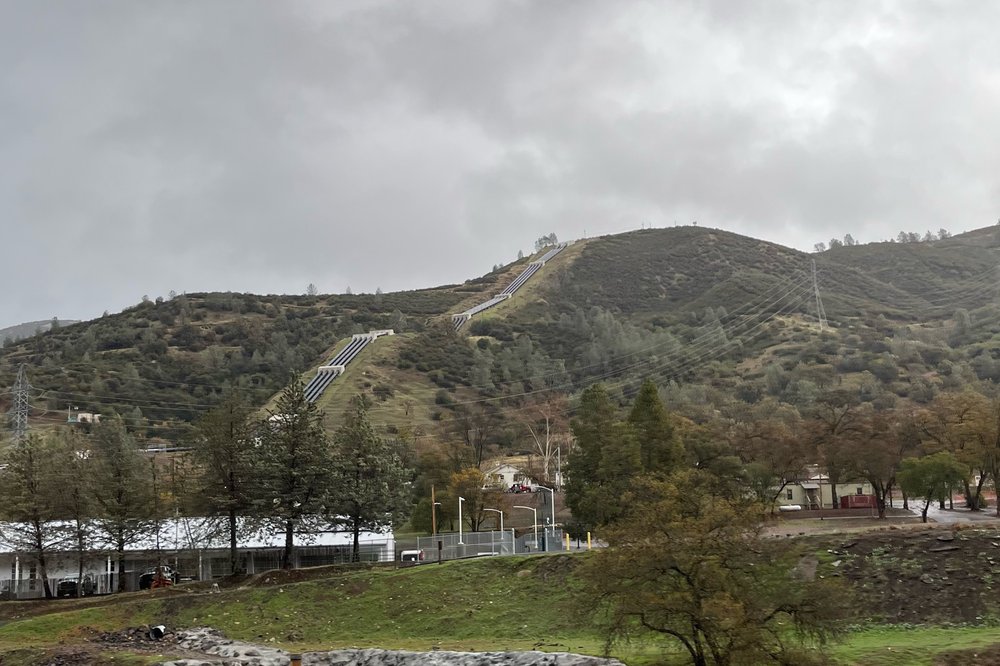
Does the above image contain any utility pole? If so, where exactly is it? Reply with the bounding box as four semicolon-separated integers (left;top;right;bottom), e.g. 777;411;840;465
9;364;30;443
812;260;828;331
431;485;437;537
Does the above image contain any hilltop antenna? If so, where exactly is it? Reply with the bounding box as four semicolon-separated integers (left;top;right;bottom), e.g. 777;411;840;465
9;364;31;442
812;260;828;332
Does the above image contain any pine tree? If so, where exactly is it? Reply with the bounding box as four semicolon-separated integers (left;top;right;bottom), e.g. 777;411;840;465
48;429;94;596
257;377;332;569
330;397;412;561
566;384;640;529
628;379;684;475
0;434;64;598
89;418;155;592
192;395;259;575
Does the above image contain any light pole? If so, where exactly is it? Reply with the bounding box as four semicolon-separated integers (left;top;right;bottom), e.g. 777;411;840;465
483;508;504;534
458;496;465;545
483;508;503;553
432;502;441;536
513;505;537;552
536;486;556;544
431;485;438;536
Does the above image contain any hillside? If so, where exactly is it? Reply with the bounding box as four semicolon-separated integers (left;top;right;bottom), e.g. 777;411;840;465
0;319;79;345
2;226;1000;444
3;528;1000;665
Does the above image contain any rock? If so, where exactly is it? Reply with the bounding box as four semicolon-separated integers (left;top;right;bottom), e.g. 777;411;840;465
842;541;858;549
937;534;955;542
159;629;627;666
793;555;818;582
920;573;934;584
929;545;960;552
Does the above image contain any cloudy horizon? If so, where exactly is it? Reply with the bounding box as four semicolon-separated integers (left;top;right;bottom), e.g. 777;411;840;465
3;1;999;328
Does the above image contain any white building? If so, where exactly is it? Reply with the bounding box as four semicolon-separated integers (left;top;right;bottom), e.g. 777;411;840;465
0;518;395;600
776;468;875;510
481;461;535;489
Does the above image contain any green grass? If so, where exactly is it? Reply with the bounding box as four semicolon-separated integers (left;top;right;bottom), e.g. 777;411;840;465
4;554;1000;665
0;604;159;646
168;556;595;651
0;556;669;663
830;625;1000;665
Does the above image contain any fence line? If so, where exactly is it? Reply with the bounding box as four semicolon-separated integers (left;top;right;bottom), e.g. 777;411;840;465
0;533;594;600
0;539;394;600
409;528;591;563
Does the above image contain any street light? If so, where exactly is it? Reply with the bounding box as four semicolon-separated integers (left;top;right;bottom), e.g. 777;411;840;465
483;508;504;533
458;496;466;545
513;505;537;552
483;508;503;554
432;502;442;537
431;484;440;537
536;486;556;546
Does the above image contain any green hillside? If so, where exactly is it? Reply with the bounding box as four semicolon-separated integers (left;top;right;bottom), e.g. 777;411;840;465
3;227;1000;445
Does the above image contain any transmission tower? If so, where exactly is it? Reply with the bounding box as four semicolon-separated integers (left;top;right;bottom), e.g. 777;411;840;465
812;260;828;331
9;364;31;442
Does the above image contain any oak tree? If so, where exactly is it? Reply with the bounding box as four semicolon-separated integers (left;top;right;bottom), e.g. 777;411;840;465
587;470;848;665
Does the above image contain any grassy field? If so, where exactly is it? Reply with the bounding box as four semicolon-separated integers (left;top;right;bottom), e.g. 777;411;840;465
0;555;636;663
830;625;1000;665
3;544;1000;665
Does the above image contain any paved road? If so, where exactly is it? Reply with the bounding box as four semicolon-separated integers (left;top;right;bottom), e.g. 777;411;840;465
923;502;1000;525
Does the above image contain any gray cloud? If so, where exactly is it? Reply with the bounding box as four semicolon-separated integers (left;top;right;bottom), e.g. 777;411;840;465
2;0;999;326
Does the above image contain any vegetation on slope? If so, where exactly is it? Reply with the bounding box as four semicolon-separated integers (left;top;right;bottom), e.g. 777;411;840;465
2;529;1000;664
0;286;483;438
4;225;1000;464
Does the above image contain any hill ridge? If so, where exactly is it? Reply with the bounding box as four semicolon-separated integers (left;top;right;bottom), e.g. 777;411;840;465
3;224;1000;440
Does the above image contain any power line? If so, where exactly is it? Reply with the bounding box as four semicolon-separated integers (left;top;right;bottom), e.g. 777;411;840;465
32;362;277;394
330;272;815;404
32;387;225;410
812;260;827;331
378;288;817;432
815;265;999;309
402;284;815;429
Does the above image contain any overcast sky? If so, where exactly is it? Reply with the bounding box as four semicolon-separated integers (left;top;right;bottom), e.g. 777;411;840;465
2;1;999;327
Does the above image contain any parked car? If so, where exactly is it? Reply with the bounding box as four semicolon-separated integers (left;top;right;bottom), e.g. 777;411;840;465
138;566;179;590
57;575;96;598
506;483;532;493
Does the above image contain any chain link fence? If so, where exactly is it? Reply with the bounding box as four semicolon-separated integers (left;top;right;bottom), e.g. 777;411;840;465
408;528;590;563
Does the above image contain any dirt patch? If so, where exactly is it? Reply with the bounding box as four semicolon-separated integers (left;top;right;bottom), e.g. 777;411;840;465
14;646;100;665
814;526;1000;624
245;562;387;588
935;643;1000;665
0;626;205;665
531;555;581;583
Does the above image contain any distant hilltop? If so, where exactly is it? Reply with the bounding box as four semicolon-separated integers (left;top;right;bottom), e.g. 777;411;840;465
0;319;79;345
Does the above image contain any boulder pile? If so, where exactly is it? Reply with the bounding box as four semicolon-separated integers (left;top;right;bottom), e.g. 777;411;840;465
159;627;624;666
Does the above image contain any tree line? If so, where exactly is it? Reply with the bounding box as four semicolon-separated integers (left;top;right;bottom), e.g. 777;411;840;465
814;228;952;251
0;378;411;597
563;378;999;664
